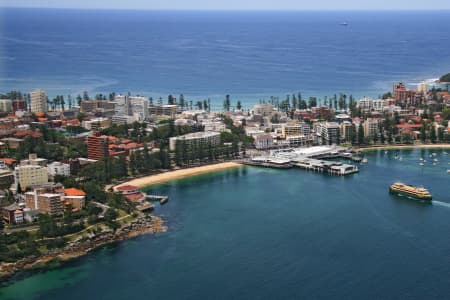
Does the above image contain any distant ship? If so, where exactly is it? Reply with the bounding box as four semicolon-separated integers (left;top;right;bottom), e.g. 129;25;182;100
340;22;349;26
389;182;432;201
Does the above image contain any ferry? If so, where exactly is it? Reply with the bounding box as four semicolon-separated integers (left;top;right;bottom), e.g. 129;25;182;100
389;182;432;201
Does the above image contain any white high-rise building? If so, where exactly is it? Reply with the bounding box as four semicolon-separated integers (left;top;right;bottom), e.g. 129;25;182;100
129;96;149;121
30;89;48;113
113;95;130;116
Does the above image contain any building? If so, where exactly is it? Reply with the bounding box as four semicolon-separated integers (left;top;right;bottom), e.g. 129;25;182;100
113;95;130;116
0;169;14;189
129;96;149;121
47;162;71;177
252;104;275;116
340;121;354;142
254;134;274;150
286;135;309;147
30;89;48;113
316;122;340;145
115;185;146;202
281;123;302;138
87;135;109;161
2;204;23;224
63;188;86;210
417;81;429;93
37;193;63;216
82;117;111;131
14;165;48;191
13;99;27;112
364;118;379;138
148;105;177;118
111;114;138;125
20;154;47;167
80;100;115;114
169;132;221;151
0;99;13;112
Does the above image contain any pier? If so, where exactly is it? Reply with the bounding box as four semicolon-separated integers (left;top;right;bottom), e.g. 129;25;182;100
147;195;169;205
247;146;359;176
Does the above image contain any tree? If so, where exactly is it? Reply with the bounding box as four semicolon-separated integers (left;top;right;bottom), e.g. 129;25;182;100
358;123;365;145
104;208;118;222
236;101;242;110
430;125;437;143
82;91;89;101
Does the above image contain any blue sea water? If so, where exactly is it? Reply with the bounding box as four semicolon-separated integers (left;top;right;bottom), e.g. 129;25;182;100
1;149;450;299
1;9;450;109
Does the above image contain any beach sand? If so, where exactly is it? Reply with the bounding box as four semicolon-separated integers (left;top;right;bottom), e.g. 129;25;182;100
360;144;450;152
115;162;242;189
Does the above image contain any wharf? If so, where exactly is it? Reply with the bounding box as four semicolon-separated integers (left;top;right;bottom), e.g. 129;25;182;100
293;158;359;176
147;195;169;205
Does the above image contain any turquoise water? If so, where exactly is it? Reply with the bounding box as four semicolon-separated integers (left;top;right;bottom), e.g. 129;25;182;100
1;149;450;299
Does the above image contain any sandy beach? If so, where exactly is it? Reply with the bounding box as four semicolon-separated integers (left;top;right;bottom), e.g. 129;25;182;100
115;162;243;189
360;144;450;152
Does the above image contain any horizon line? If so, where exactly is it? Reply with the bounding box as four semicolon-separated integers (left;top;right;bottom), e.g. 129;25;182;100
1;6;450;12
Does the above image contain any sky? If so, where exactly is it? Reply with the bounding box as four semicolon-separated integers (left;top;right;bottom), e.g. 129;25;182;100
1;0;450;10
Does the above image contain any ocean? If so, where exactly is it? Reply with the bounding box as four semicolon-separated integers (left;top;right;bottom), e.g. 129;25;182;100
1;9;450;109
1;149;450;299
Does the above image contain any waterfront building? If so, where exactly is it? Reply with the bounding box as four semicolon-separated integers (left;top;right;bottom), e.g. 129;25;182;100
14;165;48;191
316;122;340;145
30;89;48;113
281;123;302;138
169;131;221;151
0;99;13;112
47;162;70;177
286;135;309;147
87;134;109;161
254;134;274;150
364;118;379;138
340;121;354;142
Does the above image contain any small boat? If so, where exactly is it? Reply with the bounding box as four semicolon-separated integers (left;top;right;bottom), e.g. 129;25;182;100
362;158;368;164
434;158;439;162
340;22;349;26
447;169;450;174
419;163;424;166
389;182;432;201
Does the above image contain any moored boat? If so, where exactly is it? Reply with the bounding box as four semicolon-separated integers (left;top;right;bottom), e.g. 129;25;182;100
389;182;432;201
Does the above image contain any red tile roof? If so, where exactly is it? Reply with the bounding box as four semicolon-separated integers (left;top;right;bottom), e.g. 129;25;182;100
116;185;138;191
64;188;86;197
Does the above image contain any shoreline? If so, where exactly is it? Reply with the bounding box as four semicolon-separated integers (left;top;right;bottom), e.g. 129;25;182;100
115;161;243;190
359;144;450;152
0;215;167;284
